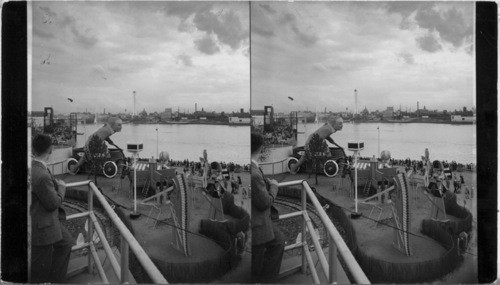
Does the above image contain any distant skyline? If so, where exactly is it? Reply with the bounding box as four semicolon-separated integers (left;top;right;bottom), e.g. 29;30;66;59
251;2;475;113
31;2;249;114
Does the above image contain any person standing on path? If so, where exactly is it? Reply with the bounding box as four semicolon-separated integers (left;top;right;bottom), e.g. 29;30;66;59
30;134;74;283
460;174;465;191
251;132;284;283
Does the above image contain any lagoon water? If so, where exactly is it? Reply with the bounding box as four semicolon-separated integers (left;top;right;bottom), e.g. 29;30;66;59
74;122;475;165
76;123;250;165
296;122;476;164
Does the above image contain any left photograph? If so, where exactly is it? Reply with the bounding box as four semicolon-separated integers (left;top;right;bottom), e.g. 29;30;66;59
28;1;250;283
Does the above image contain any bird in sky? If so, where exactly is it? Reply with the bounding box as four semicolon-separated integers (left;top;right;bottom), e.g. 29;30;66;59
288;96;294;101
67;98;73;102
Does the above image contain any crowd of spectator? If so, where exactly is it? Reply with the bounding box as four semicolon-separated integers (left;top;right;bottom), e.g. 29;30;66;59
166;159;250;174
32;124;76;147
350;156;476;173
253;124;295;146
263;125;295;145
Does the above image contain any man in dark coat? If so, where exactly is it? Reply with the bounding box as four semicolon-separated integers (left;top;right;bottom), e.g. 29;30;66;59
30;134;74;283
251;132;284;283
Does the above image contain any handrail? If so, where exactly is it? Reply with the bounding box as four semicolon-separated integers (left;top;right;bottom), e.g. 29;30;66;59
258;157;288;166
66;180;168;284
258;157;288;176
277;180;370;284
47;159;68;166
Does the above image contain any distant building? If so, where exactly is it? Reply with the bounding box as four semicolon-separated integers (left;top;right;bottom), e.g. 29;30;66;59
161;108;172;121
229;116;251;124
382;107;394;119
451;115;476;123
251;109;266;126
229;109;251;124
360;106;369;117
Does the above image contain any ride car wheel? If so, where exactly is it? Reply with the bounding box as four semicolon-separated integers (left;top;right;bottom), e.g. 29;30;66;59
103;161;118;178
324;159;339;177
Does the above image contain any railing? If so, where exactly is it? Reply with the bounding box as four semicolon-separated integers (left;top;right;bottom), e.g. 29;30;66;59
277;180;370;284
47;159;68;175
259;157;288;176
65;180;168;284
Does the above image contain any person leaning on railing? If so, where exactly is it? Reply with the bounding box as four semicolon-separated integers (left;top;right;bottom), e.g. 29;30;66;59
251;131;285;283
30;134;75;283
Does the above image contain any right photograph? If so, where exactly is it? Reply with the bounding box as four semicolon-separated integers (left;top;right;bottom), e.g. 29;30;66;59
250;2;476;284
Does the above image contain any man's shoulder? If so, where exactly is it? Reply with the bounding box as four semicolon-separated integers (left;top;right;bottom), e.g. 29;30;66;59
31;160;46;172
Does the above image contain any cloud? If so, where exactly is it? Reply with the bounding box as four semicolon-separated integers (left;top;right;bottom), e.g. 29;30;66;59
291;24;318;46
252;26;274;38
416;7;472;48
51;13;98;49
416;34;442;52
58;15;76;28
386;2;433;18
164;2;213;19
259;4;276;14
91;64;123;76
386;3;472;51
194;35;220;55
398;52;415;64
176;54;193;66
312;63;342;72
274;10;319;46
70;26;98;49
33;25;55;39
39;6;58;18
279;12;296;25
193;9;248;50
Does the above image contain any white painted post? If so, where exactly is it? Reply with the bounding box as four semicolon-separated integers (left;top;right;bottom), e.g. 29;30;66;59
88;184;94;274
120;235;129;283
301;187;307;274
329;235;337;284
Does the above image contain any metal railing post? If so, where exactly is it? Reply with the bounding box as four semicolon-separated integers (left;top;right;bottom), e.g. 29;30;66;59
120;236;129;284
329;235;337;284
301;185;307;274
87;183;94;274
65;180;168;283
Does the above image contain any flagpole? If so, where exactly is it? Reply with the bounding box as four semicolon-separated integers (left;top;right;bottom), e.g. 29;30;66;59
156;127;159;158
377;126;380;158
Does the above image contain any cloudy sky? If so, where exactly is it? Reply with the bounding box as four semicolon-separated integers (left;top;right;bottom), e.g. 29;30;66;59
251;2;475;113
31;1;249;114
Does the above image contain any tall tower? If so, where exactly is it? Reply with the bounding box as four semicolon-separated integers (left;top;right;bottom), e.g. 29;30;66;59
133;91;137;116
417;101;419;111
195;103;197;113
354;89;358;116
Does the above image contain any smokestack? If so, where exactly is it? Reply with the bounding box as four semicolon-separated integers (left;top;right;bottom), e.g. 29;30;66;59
417;101;419;111
195;103;197;113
